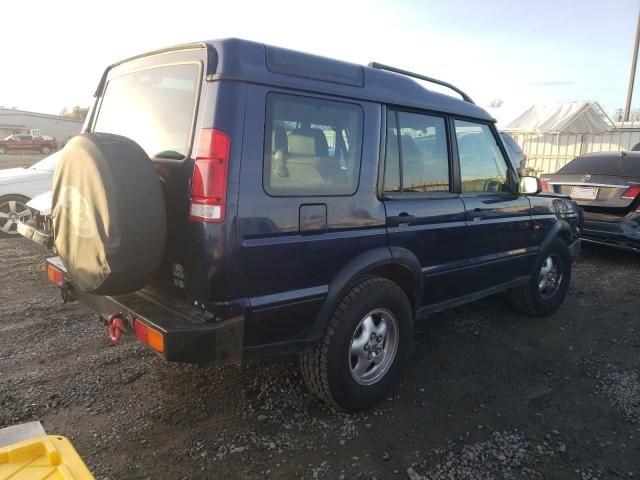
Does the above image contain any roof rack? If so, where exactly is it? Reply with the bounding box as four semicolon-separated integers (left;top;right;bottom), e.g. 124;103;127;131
367;62;475;104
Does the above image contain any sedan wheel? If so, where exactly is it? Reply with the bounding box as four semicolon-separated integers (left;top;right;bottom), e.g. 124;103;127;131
0;196;32;236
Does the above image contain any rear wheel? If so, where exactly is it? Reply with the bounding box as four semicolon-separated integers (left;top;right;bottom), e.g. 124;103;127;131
300;276;413;411
0;146;6;154
0;195;31;237
509;238;572;316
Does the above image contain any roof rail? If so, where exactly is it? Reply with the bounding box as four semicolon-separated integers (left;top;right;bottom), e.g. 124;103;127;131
367;62;475;104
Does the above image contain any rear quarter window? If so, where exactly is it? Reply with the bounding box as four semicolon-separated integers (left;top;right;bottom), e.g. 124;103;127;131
93;63;201;160
264;93;363;196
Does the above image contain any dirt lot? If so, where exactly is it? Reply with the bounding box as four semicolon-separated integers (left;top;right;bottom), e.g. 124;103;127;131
1;215;640;479
0;152;47;169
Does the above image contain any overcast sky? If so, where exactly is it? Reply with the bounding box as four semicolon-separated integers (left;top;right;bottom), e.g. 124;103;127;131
1;0;638;125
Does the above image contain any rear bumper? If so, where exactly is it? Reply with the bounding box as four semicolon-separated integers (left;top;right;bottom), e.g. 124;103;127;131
17;220;52;248
581;218;640;254
46;257;244;364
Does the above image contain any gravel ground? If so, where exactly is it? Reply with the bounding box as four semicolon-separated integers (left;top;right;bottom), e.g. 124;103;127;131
2;236;640;479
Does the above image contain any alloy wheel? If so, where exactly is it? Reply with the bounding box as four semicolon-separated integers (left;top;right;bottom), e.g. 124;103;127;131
538;253;563;299
0;199;32;235
349;308;399;386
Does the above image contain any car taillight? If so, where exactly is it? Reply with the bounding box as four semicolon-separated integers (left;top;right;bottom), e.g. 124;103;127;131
47;264;64;284
189;128;230;222
134;319;165;352
621;186;640;200
541;180;551;192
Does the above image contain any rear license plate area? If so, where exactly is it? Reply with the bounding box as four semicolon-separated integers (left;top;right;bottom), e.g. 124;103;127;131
570;186;598;200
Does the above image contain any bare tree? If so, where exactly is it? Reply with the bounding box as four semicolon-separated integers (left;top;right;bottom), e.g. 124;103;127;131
60;106;89;121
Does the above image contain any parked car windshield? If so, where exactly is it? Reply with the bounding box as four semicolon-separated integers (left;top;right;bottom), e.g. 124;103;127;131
29;151;62;172
558;153;640;177
500;132;523;155
93;63;201;160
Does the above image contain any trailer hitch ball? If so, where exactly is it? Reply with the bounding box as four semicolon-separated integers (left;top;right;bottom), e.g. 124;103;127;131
107;315;125;343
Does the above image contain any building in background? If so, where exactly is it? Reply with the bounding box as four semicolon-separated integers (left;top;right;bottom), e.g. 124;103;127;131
0;108;82;145
502;102;640;174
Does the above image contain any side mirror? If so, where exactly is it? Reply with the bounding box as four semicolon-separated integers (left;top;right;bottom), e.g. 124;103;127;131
519;176;541;195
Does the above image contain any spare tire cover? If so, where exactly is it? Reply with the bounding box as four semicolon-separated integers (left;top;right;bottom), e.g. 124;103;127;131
52;133;166;295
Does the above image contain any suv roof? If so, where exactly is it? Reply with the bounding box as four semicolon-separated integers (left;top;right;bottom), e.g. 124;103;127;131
106;38;493;122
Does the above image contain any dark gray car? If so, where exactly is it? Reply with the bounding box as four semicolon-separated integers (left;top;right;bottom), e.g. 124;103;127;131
542;151;640;252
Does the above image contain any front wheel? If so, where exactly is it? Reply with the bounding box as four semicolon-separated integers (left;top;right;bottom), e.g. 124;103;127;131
300;276;413;411
509;238;572;316
0;195;32;237
41;146;50;154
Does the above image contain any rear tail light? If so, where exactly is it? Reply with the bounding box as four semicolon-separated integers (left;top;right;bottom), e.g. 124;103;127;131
621;186;640;200
540;180;551;192
47;264;64;284
134;319;165;352
189;129;230;222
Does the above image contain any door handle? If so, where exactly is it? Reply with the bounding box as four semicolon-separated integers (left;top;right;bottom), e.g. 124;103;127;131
387;213;417;227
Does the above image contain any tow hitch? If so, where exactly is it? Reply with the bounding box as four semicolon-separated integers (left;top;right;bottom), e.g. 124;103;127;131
107;315;125;343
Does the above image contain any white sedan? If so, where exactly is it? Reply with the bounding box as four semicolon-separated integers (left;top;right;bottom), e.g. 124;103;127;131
0;152;60;237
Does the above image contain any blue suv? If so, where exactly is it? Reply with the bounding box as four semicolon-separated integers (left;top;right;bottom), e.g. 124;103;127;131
32;39;581;411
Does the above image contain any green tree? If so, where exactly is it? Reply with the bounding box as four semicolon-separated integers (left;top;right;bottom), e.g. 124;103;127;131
60;106;89;121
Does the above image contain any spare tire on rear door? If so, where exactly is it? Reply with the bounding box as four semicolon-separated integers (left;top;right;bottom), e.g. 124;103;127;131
52;133;166;295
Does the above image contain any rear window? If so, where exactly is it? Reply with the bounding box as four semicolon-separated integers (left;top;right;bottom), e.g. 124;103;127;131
93;63;200;160
264;93;363;196
558;154;640;177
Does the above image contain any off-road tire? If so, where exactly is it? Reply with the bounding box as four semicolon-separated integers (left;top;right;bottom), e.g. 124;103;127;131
509;238;572;316
52;133;166;295
300;276;413;411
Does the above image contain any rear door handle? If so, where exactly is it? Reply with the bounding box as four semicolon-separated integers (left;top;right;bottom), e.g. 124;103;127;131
387;213;417;227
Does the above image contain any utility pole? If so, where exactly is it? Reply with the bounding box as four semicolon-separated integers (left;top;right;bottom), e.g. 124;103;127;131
624;11;640;122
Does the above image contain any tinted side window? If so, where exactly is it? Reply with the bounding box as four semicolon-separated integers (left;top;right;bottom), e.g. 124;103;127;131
264;94;363;196
383;110;450;193
398;112;449;192
455;121;509;193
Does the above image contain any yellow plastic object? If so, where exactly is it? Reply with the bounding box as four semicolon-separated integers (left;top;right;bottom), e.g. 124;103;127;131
0;435;94;480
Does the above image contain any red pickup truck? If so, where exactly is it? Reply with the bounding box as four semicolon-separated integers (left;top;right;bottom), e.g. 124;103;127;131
0;134;58;154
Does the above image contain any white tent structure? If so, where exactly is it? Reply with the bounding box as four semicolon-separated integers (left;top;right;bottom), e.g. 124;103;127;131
503;102;621;174
505;102;615;135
